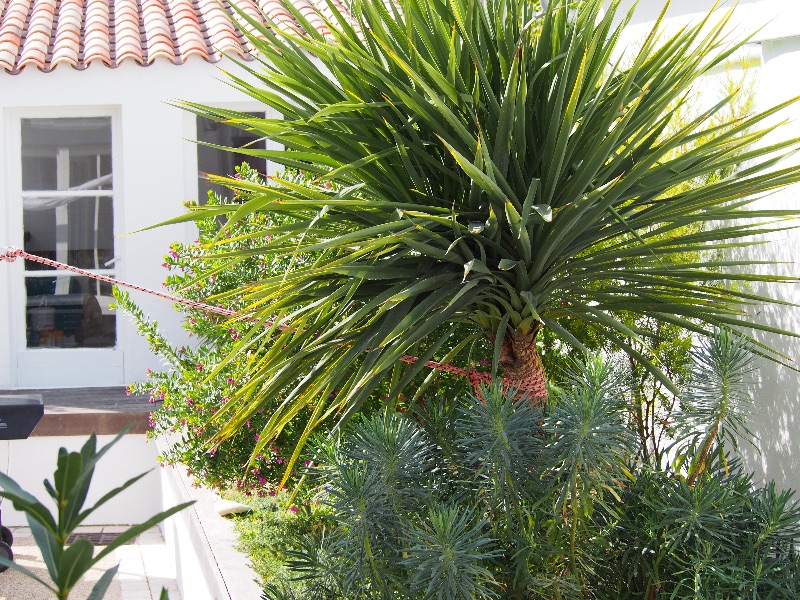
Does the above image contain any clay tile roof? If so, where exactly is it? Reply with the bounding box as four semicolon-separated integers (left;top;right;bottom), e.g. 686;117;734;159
0;0;348;74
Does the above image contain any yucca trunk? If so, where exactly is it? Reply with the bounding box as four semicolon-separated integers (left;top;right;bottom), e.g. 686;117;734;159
499;329;548;403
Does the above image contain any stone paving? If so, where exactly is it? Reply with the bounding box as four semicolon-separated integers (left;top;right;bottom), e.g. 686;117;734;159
0;526;180;600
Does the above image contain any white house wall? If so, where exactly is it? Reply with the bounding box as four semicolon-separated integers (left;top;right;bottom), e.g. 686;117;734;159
732;34;800;491
1;57;272;389
0;434;160;526
617;0;800;492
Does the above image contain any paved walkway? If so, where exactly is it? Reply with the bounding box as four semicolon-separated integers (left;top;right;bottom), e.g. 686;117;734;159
0;526;181;600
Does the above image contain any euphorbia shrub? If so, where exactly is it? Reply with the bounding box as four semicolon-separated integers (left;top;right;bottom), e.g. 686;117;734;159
265;334;800;599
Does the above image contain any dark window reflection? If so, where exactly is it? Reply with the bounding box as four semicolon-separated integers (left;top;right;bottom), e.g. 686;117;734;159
21;117;116;349
197;114;266;203
26;276;116;348
22;118;112;191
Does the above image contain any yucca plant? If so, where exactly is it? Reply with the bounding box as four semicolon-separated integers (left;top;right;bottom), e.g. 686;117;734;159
169;0;800;471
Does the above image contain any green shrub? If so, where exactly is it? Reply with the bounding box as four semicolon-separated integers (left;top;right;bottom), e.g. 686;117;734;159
260;331;800;599
224;489;329;594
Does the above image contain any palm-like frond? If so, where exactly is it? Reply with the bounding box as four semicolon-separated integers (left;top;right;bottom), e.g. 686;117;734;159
172;0;800;471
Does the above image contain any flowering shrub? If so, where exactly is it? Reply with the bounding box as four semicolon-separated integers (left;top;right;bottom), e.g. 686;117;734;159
114;164;312;494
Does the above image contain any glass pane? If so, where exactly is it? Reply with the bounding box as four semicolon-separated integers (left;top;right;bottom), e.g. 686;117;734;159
197;114;266;203
22;117;112;191
23;196;114;270
26;275;116;348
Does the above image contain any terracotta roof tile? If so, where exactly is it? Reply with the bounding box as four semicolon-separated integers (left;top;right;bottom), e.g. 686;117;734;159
0;0;346;74
257;0;300;34
50;0;81;68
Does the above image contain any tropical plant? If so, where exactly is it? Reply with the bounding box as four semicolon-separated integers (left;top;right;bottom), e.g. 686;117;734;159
260;331;800;599
117;163;486;490
167;0;800;471
541;56;759;466
0;429;192;600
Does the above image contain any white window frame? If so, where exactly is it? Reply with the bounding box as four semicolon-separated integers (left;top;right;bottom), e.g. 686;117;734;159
5;106;125;388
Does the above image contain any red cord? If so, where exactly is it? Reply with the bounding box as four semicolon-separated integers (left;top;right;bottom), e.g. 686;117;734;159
2;246;547;398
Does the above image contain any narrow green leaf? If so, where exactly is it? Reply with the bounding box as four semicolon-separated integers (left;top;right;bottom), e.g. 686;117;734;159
498;259;519;270
86;565;121;600
492;313;511;378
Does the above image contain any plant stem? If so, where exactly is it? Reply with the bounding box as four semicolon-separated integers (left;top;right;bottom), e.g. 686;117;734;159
687;423;719;487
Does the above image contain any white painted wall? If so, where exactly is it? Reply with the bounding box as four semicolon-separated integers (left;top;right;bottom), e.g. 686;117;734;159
158;443;263;600
730;34;800;491
0;57;270;389
614;1;800;492
0;433;260;598
0;434;160;526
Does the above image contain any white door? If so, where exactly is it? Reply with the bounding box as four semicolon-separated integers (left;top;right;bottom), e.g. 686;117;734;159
12;115;123;388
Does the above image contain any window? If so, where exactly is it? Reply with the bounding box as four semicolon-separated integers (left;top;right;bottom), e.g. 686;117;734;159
21;117;116;348
196;114;266;203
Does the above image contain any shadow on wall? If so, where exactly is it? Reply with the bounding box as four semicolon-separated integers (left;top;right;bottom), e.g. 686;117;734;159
729;186;800;492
